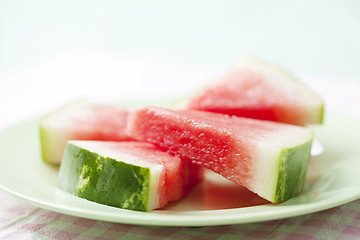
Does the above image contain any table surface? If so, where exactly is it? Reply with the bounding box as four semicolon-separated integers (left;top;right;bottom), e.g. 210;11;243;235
0;53;360;239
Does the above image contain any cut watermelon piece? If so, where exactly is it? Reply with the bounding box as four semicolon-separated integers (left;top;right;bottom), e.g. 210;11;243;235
40;101;132;165
58;141;203;211
127;107;314;203
185;58;324;125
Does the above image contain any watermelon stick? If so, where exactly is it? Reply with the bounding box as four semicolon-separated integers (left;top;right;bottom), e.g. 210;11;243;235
127;107;314;203
40;101;132;165
185;58;324;126
58;141;203;211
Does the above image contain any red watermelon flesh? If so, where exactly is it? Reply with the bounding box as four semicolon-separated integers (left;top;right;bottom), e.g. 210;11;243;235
53;102;131;140
40;101;133;165
127;106;314;203
186;58;324;126
109;141;203;202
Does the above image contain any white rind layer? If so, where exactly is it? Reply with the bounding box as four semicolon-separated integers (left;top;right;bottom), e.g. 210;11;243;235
245;126;314;201
40;101;88;165
248;145;281;201
41;127;73;165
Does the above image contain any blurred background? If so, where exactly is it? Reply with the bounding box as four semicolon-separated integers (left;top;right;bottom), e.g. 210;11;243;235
1;0;360;127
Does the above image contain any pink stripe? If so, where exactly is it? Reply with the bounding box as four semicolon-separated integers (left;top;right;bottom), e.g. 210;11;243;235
40;211;61;219
108;223;135;233
245;230;271;238
147;228;175;238
302;219;327;228
319;208;339;215
343;226;360;236
18;223;43;232
285;233;314;240
54;231;80;240
264;219;286;226
208;226;235;234
73;218;96;228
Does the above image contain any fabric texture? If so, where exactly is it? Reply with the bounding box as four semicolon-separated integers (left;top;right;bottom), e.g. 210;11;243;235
1;190;360;240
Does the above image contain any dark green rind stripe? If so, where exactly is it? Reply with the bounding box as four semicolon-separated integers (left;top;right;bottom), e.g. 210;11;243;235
274;139;313;203
58;143;150;211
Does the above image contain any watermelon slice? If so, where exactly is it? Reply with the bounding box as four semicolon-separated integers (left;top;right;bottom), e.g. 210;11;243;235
185;58;324;125
40;101;132;165
58;141;203;211
127;107;314;203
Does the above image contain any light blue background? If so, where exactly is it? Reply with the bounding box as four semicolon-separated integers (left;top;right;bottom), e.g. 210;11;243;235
1;0;360;78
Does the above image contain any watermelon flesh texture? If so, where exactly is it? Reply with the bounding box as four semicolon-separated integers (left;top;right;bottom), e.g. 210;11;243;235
185;58;324;126
127;107;314;203
40;101;133;165
58;141;203;211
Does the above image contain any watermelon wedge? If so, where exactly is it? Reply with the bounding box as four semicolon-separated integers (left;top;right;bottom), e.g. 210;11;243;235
58;141;203;211
127;107;314;203
40;101;132;165
185;58;324;125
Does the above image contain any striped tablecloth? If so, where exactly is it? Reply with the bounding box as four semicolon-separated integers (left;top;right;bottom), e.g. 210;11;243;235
1;189;360;240
0;56;359;240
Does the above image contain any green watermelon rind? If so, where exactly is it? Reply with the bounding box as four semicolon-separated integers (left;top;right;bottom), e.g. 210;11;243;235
273;138;313;203
58;142;151;212
39;124;48;163
40;115;56;164
318;103;325;125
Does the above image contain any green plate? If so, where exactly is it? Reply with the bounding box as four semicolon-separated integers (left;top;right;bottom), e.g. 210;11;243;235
0;105;360;226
